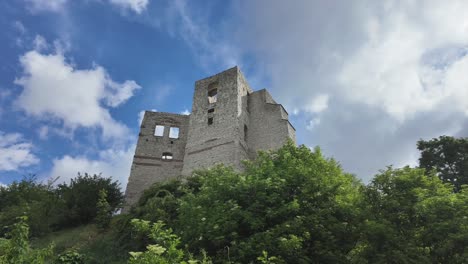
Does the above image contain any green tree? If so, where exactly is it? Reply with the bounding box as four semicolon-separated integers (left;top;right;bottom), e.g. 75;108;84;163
0;176;64;237
0;216;54;264
58;173;124;226
135;141;364;263
96;189;112;229
417;136;468;191
352;166;468;263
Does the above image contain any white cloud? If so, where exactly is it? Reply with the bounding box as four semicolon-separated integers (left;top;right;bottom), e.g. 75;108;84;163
304;94;329;114
50;145;135;190
104;79;141;107
25;0;67;12
15;40;141;140
232;0;468;181
138;109;156;125
180;109;190;115
109;0;149;14
0;131;39;171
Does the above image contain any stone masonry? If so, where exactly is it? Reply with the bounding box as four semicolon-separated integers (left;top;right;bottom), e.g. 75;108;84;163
123;67;296;211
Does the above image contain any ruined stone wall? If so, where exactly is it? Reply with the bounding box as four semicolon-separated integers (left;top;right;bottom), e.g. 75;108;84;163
124;67;297;211
182;67;250;174
247;89;296;157
123;111;189;211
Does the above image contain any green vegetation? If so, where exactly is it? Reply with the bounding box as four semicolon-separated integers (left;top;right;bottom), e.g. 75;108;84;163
95;189;112;229
1;137;468;263
0;216;53;264
417;135;468;191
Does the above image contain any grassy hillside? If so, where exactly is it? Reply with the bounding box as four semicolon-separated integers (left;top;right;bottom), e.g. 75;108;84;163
31;224;128;264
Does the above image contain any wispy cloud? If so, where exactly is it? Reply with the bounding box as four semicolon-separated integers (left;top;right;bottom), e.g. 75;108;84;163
108;0;149;14
164;0;241;71
24;0;68;13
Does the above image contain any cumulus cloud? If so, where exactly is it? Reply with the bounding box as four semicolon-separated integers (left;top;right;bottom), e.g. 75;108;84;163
0;131;39;171
109;0;149;14
50;145;135;190
24;0;67;12
15;39;141;140
232;0;468;181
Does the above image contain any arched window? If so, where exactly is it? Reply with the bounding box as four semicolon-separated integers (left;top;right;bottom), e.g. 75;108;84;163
208;83;218;104
162;152;173;160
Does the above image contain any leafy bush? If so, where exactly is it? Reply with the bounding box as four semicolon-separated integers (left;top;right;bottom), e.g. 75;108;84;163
56;249;86;264
353;166;468;263
0;176;64;237
128;219;211;264
58;173;124;226
0;216;54;263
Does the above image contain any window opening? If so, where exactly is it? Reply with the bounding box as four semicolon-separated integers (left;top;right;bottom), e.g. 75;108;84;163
154;125;164;137
169;127;179;139
208;108;215;113
162;152;173;160
208;88;218;104
208;117;214;125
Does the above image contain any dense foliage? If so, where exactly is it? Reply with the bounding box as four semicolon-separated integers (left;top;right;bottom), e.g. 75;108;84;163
355;166;468;263
128;219;211;264
58;173;124;226
2;138;468;263
128;141;468;263
0;174;123;237
0;216;53;264
417;136;468;191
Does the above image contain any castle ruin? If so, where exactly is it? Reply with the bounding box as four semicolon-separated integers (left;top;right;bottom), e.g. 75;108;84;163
124;67;296;210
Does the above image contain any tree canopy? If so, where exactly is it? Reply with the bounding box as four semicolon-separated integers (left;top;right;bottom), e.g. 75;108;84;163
129;141;468;263
2;140;468;263
417;136;468;191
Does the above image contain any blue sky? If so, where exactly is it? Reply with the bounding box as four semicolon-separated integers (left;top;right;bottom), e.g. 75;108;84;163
1;0;468;188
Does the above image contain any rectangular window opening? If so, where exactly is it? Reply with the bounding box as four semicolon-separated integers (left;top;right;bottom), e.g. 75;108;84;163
208;108;215;113
162;152;173;160
208;117;214;125
169;127;179;139
154;125;164;137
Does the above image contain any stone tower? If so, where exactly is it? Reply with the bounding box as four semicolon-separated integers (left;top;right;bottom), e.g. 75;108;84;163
124;67;295;211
